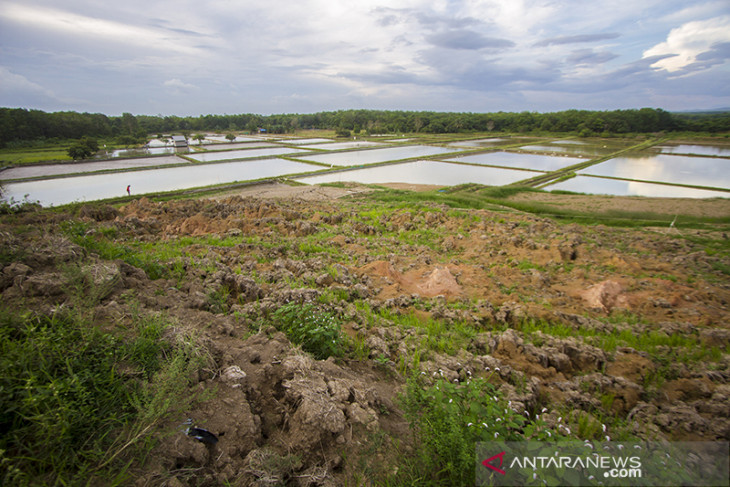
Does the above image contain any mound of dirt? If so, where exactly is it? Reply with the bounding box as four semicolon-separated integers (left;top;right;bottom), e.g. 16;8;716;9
2;187;729;485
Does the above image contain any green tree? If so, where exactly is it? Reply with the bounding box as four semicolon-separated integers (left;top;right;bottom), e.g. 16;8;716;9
225;133;236;142
67;137;99;160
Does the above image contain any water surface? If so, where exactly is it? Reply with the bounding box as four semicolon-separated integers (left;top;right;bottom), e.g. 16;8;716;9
297;160;540;186
444;151;581;171
2;158;319;207
1;156;188;180
546;175;730;199
281;138;333;145
519;144;624;157
655;144;730;157
188;147;308;162
448;138;509;148
579;155;730;189
297;145;463;166
300;141;385;150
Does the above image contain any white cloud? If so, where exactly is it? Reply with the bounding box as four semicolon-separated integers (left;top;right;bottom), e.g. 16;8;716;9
0;2;212;55
0;0;728;114
0;66;57;100
163;79;197;91
643;16;730;72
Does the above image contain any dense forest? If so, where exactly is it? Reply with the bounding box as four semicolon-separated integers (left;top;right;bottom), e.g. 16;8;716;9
1;107;729;148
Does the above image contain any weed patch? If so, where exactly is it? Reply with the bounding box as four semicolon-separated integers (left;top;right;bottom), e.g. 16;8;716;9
269;303;344;360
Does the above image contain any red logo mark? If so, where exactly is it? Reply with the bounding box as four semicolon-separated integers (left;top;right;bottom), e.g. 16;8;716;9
482;451;507;475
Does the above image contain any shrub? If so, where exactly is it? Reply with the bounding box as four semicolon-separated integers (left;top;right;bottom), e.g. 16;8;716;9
270;303;343;359
398;375;555;485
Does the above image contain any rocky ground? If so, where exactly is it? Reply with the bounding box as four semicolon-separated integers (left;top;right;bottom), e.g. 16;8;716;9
1;183;729;486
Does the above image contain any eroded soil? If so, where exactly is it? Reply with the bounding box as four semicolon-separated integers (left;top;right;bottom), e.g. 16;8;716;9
1;185;729;486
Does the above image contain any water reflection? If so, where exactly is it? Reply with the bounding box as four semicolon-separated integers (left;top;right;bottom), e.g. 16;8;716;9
546;175;730;199
655;144;730;157
444;151;581;171
300;141;385;150
1;156;188;180
519;144;622;157
448;138;508;148
2;158;319;207
297;160;541;186
188;147;308;162
580;155;730;189
298;145;464;166
281;138;333;145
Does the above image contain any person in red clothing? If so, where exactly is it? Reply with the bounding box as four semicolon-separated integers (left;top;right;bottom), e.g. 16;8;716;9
126;185;131;195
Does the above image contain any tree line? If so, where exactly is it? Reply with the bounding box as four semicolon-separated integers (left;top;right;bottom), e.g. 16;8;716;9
1;107;728;148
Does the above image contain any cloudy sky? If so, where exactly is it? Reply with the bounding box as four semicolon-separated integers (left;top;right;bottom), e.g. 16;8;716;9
1;0;729;116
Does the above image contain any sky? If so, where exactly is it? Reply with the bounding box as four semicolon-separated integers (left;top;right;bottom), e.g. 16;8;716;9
0;0;729;116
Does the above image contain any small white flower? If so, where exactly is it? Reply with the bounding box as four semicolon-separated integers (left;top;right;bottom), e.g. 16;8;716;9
524;411;530;417
547;431;551;437
536;414;540;420
496;418;502;422
618;445;624;450
588;476;595;480
557;417;562;423
468;423;474;427
602;423;606;432
634;445;642;450
485;366;490;371
541;407;547;413
482;422;488;428
605;435;610;442
448;398;453;403
495;367;500;371
454;379;459;383
533;472;537;480
420;371;426;375
565;427;571;434
494;432;499;438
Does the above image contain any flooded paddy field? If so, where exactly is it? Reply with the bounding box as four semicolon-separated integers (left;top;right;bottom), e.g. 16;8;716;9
187;147;309;162
0;155;188;180
443;151;582;171
2;158;318;207
299;141;386;150
2;135;729;206
577;154;730;189
297;160;541;187
545;175;730;199
297;145;464;166
654;144;730;157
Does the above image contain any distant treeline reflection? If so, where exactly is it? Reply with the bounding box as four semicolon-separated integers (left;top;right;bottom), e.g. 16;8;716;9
1;107;728;147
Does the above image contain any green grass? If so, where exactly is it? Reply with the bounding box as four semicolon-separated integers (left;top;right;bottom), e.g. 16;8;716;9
0;306;204;486
389;375;555;486
268;302;344;360
0;147;72;165
361;185;730;230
